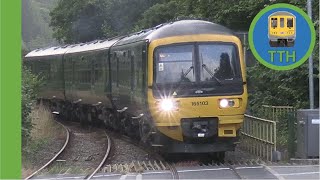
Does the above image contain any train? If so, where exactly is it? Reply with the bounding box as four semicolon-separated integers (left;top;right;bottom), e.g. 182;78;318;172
268;11;296;47
25;20;248;159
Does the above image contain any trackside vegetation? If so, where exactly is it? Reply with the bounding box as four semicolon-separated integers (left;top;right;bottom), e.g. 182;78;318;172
22;66;42;145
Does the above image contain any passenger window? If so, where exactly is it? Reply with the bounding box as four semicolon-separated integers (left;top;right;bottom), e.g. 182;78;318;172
271;18;277;28
287;18;293;28
280;18;284;28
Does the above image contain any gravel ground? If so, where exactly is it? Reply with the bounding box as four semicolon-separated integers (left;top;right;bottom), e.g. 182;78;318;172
106;132;156;165
225;146;261;162
42;121;108;175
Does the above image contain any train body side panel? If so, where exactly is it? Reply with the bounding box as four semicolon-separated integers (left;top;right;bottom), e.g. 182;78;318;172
109;41;148;116
25;55;65;100
64;50;112;107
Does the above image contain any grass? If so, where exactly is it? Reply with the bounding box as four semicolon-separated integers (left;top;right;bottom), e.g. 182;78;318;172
22;102;65;177
29;103;65;140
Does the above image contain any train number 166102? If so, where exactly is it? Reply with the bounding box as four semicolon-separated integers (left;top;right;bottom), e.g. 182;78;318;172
191;101;209;106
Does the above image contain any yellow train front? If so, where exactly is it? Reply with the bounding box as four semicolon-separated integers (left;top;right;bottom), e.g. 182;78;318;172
268;11;296;47
140;20;248;156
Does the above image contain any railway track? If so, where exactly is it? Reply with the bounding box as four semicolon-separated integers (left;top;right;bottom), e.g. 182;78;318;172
226;163;243;179
85;132;111;180
104;132;180;179
100;131;270;179
24;118;256;180
25;119;112;180
24;120;70;180
166;162;179;179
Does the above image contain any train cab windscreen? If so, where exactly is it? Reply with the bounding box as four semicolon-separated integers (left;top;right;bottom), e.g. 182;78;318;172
155;45;195;84
271;18;277;28
199;44;238;82
154;43;243;97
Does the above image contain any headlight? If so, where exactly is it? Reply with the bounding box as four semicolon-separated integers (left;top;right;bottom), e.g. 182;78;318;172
158;98;180;112
219;99;235;108
219;99;229;108
160;99;175;111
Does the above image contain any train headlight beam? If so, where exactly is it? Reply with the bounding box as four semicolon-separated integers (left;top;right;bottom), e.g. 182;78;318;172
219;99;229;108
219;99;235;108
160;99;175;111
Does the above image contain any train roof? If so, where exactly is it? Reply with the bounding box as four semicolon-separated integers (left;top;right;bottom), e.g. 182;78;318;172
25;39;119;58
25;20;235;58
269;11;295;17
114;20;235;46
25;46;72;58
65;39;119;55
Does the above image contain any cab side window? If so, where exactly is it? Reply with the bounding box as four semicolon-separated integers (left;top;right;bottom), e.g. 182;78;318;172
271;18;277;28
287;18;293;28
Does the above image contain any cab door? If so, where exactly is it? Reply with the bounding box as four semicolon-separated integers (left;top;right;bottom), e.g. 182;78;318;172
278;16;286;35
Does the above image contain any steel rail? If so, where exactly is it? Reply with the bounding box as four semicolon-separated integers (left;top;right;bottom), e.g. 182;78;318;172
227;164;242;179
166;162;179;179
86;132;111;180
108;131;179;179
24;120;70;180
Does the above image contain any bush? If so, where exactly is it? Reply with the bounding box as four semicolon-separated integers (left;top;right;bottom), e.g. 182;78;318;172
22;66;42;145
247;62;319;113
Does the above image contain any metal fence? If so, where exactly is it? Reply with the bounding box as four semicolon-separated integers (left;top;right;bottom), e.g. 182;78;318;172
261;105;296;122
240;114;277;161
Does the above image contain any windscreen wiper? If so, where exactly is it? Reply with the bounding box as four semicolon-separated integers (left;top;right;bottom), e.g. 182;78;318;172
182;66;194;79
201;64;222;85
175;66;194;88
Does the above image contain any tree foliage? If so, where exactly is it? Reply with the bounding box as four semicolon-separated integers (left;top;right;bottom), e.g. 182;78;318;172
50;0;161;43
22;66;43;145
22;0;58;50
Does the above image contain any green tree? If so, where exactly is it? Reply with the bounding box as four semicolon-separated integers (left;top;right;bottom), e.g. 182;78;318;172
50;0;160;43
135;0;184;30
136;0;269;30
22;0;58;50
22;66;43;145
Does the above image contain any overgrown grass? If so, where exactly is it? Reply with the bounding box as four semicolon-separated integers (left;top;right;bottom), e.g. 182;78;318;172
22;103;65;175
29;104;64;140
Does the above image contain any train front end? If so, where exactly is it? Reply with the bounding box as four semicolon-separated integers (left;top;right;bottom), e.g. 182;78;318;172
268;11;296;47
146;21;248;154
